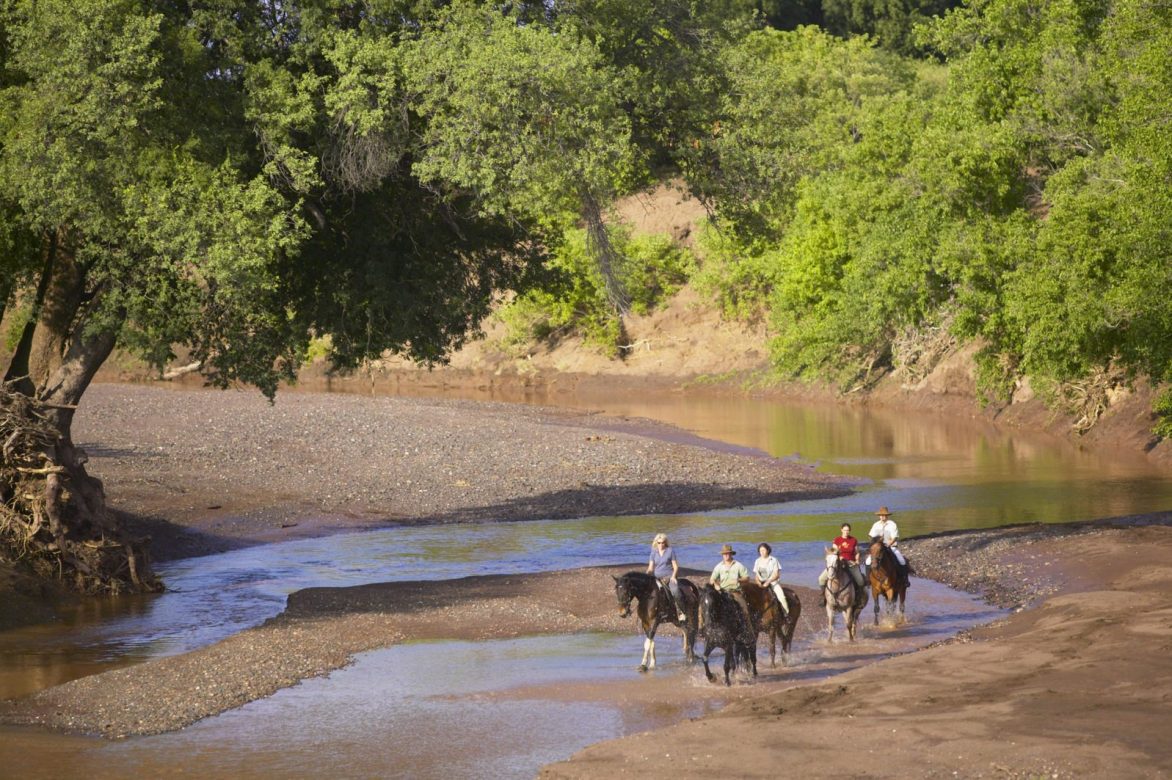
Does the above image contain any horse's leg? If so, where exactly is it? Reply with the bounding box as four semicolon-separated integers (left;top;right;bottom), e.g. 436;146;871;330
826;601;835;642
646;621;660;670
639;636;652;672
873;586;881;626
723;644;734;686
703;642;716;682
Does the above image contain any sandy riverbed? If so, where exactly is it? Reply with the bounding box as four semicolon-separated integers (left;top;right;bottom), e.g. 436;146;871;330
2;383;1171;779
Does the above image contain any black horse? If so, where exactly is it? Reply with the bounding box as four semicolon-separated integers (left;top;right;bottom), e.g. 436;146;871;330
613;572;699;671
699;584;756;685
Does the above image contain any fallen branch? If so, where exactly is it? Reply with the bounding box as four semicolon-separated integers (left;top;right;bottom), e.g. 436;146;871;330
162;361;202;380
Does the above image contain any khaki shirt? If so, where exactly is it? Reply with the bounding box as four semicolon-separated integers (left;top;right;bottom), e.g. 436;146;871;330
710;560;749;591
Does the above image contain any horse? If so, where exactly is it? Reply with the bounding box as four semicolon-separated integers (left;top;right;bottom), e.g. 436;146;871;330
742;581;802;667
823;555;867;641
613;572;699;672
868;539;908;625
698;584;756;685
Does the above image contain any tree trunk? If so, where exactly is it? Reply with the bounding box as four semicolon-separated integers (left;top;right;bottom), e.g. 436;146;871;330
0;244;161;595
580;189;630;315
27;228;83;391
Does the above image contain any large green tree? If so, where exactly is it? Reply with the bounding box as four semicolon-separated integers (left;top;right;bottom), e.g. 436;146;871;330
0;0;635;592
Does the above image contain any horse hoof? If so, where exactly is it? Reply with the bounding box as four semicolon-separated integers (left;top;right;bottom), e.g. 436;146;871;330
637;664;648;673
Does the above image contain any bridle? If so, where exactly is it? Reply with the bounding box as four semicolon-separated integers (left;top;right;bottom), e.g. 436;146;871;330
826;558;849;598
615;580;634;618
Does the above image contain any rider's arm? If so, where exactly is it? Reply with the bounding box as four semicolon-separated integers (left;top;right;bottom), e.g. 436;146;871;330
670;556;679;579
646;558;654;575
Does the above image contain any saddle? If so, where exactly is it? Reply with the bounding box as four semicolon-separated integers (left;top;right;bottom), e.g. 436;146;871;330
656;578;681;615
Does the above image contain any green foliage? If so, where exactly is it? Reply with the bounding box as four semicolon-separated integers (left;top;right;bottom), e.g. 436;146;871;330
1154;389;1172;440
500;227;694;356
823;0;962;54
402;2;637;228
685;27;915;240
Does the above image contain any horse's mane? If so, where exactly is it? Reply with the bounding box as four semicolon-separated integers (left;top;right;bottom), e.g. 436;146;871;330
618;571;656;586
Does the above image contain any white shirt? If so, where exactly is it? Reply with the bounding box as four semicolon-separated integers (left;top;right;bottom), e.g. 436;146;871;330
868;518;899;546
753;555;780;584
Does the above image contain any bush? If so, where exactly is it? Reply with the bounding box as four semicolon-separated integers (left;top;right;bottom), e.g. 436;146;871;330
497;226;695;356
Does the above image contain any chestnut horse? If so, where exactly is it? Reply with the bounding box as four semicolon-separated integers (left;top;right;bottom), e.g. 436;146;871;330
868;540;907;625
614;572;699;671
742;582;802;667
699;584;756;685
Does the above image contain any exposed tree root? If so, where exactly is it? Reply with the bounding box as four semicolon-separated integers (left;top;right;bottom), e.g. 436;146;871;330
0;387;162;595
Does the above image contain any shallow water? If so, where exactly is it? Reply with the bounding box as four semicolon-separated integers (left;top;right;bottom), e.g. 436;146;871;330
2;388;1171;777
0;579;998;779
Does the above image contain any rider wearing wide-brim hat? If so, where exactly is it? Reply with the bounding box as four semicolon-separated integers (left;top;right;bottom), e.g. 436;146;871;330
867;507;913;584
710;544;753;637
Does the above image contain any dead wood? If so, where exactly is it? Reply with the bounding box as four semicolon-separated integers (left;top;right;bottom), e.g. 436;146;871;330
0;385;162;595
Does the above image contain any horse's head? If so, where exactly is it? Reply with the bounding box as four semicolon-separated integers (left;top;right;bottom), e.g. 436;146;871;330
613;575;635;618
869;538;885;563
700;584;724;629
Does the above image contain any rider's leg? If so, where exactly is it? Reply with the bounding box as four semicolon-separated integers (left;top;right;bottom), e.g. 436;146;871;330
770;582;789;614
668;578;686;621
731;591;754;639
848;563;865;589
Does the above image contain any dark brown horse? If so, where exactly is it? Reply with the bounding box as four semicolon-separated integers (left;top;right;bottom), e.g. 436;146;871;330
614;572;699;671
742;582;802;667
823;555;867;641
699;584;755;685
868;540;908;625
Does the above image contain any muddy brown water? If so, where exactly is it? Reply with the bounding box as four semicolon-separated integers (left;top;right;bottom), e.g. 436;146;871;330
3;387;1171;778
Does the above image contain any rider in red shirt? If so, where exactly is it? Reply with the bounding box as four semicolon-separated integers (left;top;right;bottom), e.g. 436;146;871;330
831;522;865;589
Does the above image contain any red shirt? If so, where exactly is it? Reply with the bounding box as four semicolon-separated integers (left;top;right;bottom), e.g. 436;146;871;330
834;535;858;562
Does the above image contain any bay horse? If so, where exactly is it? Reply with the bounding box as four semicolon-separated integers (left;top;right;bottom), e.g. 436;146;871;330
613;572;699;672
742;582;802;667
868;539;908;625
699;584;756;685
823;555;867;641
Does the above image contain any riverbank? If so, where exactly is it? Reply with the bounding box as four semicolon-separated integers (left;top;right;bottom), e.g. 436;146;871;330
72;382;847;563
544;514;1172;779
4;511;1169;776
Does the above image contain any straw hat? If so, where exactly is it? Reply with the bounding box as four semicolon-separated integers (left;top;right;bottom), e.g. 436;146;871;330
719;544;736;555
875;506;892;517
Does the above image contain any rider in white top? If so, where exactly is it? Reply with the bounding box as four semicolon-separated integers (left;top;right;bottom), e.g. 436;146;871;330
753;543;790;616
867;513;906;565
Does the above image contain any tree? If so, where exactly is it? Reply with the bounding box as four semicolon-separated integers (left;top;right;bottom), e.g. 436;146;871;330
0;0;636;592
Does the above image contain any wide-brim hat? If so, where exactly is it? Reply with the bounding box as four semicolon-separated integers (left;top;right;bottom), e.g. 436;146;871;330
875;506;892;516
719;544;735;555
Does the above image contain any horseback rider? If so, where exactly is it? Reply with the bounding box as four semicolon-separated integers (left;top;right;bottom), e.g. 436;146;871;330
818;522;865;605
867;507;913;586
710;544;754;638
752;542;790;618
647;532;687;622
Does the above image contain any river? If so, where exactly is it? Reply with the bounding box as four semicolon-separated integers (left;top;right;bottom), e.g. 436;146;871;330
2;386;1170;778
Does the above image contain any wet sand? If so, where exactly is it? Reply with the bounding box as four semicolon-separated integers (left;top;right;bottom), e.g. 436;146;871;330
544;516;1172;779
3;382;1171;778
